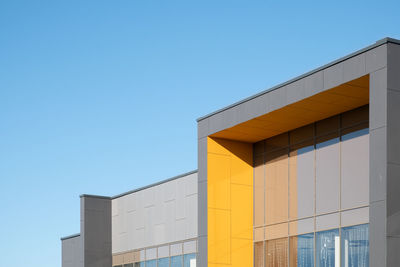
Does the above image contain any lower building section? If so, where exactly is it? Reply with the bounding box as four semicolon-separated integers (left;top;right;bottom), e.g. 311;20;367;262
112;239;197;267
255;223;369;267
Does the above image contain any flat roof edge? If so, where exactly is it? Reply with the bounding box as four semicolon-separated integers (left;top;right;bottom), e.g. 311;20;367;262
61;233;80;241
196;37;400;122
112;170;198;199
80;194;111;199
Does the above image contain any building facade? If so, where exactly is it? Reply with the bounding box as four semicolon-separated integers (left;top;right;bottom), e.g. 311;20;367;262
61;171;198;267
62;37;400;267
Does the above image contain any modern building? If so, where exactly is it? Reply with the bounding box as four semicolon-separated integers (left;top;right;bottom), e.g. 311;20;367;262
62;37;400;267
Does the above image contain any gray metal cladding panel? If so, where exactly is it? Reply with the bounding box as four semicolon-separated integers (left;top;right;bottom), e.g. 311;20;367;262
197;235;207;267
112;173;198;254
387;236;400;267
387;163;400;237
323;61;344;90
369;200;387;267
315;139;340;214
285;78;305;106
82;196;112;267
62;235;83;267
304;70;324;97
387;89;400;165
341;131;369;209
370;68;388;130
369;126;387;203
387;43;400;90
366;44;387;73
343;53;367;83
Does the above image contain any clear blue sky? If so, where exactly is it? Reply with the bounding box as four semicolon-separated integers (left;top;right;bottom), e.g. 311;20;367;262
0;0;399;266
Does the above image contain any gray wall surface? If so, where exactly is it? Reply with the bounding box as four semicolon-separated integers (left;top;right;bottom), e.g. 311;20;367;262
112;172;198;254
81;195;112;267
62;235;83;267
385;42;400;266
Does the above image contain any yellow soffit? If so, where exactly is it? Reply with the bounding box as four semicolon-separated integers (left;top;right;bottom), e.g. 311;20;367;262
210;75;369;143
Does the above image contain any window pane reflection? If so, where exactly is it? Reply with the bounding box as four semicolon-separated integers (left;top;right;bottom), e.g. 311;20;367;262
290;233;314;267
316;229;340;267
341;224;369;267
171;255;183;267
265;238;288;267
254;241;264;267
145;260;156;267
184;253;196;267
158;257;169;267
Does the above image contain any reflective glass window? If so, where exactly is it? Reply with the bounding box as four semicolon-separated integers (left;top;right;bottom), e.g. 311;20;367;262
316;229;340;267
145;260;156;267
290;233;314;267
265;238;288;267
341;224;369;267
341;105;368;129
183;253;196;267
254;241;264;267
158;257;169;267
134;262;145;267
124;264;133;267
171;255;183;267
265;133;288;152
316;116;339;137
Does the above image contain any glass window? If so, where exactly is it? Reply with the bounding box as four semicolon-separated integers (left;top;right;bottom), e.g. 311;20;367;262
290;124;314;145
316;229;340;267
158;257;169;267
341;105;368;129
265;132;288;152
254;241;264;267
289;141;314;220
254;140;265;156
134;262;144;267
145;260;156;267
171;255;183;267
316;116;339;137
316;137;340;214
341;128;369;209
290;233;314;267
265;149;289;225
341;224;369;267
265;238;288;267
124;264;133;267
183;253;196;267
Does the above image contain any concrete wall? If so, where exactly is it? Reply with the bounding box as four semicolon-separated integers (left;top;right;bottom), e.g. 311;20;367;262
112;172;198;254
81;195;112;267
62;235;83;267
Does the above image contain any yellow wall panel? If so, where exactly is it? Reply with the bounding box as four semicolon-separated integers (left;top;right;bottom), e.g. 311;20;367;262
231;238;254;267
208;208;231;264
208;153;230;210
207;137;253;267
231;184;253;239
